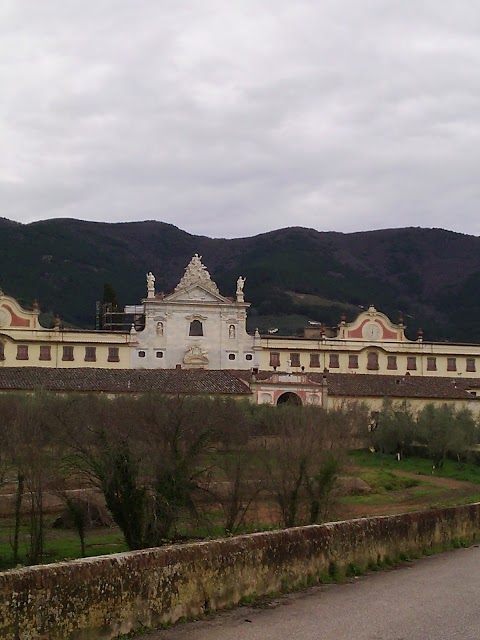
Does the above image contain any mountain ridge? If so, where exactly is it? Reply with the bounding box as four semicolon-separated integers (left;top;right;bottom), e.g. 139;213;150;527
1;217;479;342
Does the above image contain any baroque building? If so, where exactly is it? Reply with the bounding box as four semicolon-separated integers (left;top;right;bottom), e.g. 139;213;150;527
258;305;480;378
3;256;480;411
129;255;257;370
2;255;480;387
0;288;130;368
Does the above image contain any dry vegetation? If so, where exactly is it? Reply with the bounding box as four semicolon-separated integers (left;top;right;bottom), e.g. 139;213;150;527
0;393;369;568
1;393;479;571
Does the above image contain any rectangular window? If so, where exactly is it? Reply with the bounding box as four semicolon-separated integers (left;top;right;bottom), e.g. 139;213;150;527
367;352;379;370
447;357;457;371
407;356;417;370
310;353;320;368
16;345;29;360
108;347;120;362
0;342;5;361
39;345;51;361
348;354;358;369
329;353;339;368
189;320;203;336
427;357;437;371
84;346;96;362
387;356;397;370
269;352;280;368
466;358;476;372
290;353;300;367
62;346;74;361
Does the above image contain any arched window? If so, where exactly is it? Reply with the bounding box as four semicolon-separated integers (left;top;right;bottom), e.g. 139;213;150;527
367;351;379;370
189;319;203;336
229;324;236;339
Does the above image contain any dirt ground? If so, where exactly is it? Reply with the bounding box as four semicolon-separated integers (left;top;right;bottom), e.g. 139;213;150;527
242;468;480;526
336;467;480;519
1;467;478;531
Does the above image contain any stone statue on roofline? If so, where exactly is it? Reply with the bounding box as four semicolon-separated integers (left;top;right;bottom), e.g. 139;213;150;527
146;272;155;298
236;276;246;302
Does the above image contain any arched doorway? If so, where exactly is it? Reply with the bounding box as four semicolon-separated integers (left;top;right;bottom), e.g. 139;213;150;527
276;392;302;406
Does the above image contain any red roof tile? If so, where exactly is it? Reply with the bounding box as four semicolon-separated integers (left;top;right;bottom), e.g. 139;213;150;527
0;368;252;395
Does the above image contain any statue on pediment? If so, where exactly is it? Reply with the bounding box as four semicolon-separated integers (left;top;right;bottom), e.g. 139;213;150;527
236;276;246;301
175;254;220;295
146;272;155;298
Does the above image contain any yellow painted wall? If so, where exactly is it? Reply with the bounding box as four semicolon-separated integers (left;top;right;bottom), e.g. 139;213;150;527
259;337;480;378
0;331;130;368
0;293;130;368
327;394;480;417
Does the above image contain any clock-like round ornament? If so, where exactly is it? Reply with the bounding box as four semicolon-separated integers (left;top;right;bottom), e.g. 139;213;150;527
362;321;382;340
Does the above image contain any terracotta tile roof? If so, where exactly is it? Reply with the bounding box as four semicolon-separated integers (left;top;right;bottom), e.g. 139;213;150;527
308;372;477;400
453;378;480;391
0;368;252;395
1;367;475;402
230;370;477;401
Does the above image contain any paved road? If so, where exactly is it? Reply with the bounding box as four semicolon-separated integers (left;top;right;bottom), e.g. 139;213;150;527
142;545;480;640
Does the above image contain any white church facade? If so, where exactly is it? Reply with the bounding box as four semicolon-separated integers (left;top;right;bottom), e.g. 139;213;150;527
129;255;259;370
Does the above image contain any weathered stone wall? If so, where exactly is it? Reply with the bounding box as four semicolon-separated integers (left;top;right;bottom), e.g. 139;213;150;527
1;504;479;640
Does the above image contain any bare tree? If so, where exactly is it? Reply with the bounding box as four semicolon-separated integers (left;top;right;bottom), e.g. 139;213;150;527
207;400;263;534
305;452;341;524
51;394;150;550
0;393;62;564
257;402;366;528
54;393;222;549
257;406;315;528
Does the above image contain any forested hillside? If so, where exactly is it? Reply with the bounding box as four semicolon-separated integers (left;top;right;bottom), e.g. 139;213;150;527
1;217;479;341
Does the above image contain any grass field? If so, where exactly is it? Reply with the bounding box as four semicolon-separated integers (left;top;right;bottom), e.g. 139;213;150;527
0;517;128;570
338;450;480;518
349;449;480;484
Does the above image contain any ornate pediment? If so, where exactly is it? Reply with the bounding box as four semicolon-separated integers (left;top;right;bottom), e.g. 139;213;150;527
0;294;39;329
165;284;231;304
175;254;220;296
339;305;407;342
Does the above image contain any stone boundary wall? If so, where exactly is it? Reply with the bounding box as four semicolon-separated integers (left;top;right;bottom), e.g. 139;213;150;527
1;504;480;640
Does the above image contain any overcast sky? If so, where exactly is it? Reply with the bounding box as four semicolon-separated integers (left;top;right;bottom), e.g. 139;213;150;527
1;1;480;239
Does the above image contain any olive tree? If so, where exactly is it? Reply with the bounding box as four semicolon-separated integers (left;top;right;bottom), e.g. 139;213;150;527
373;399;416;458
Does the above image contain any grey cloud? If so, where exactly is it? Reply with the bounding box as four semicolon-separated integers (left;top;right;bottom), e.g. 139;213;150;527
1;1;480;237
